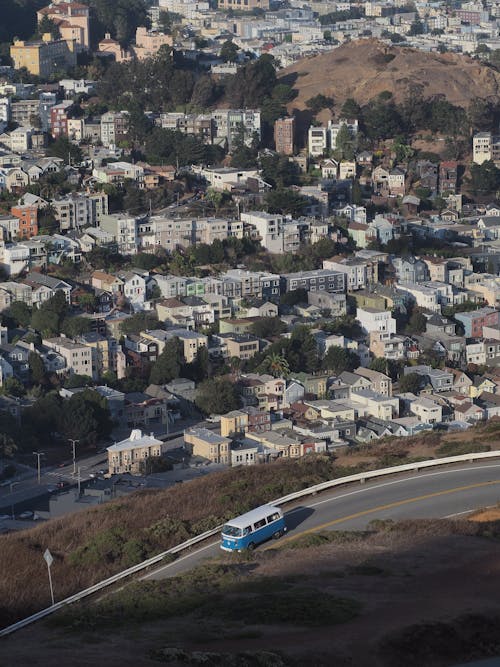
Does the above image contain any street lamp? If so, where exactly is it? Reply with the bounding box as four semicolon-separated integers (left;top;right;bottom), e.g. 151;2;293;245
33;451;45;485
9;482;19;520
69;439;79;476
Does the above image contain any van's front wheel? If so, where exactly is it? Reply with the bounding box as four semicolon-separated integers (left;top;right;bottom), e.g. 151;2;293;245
273;530;283;539
247;542;255;551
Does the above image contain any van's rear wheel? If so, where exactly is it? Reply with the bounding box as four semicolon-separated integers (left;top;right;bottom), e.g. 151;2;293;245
273;530;283;539
247;542;255;551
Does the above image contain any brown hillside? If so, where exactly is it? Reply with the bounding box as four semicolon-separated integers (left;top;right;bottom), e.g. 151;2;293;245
282;39;500;116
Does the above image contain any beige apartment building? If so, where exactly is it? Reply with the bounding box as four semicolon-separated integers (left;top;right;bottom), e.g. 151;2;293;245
184;427;231;464
11;35;77;78
37;1;90;49
44;336;94;378
107;429;164;475
141;329;207;363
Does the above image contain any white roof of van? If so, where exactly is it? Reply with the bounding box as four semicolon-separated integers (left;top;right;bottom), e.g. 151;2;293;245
225;504;281;529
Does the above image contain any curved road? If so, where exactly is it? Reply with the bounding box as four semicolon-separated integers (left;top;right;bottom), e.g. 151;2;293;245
144;460;500;581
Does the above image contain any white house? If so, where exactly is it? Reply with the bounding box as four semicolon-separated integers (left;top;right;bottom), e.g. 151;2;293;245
356;307;396;335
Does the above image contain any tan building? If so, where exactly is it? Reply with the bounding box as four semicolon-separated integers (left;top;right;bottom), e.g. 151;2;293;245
133;27;173;59
11;35;77;78
44;336;94;378
184;427;231;464
217;333;260;361
274;117;295;155
218;0;269;11
37;2;90;49
220;410;249;437
107;429;164;475
141;329;207;363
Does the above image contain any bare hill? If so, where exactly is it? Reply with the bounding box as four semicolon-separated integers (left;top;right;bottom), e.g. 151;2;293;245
282;39;500;113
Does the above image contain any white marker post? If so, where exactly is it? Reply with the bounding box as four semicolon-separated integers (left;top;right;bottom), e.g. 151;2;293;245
43;548;55;606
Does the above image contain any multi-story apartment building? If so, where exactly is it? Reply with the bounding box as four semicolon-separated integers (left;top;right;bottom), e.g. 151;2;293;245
356;307;397;335
308;126;328;157
274;117;295;155
39;91;57;132
10;99;39;126
10;36;77;78
217;0;269;9
50;100;74;139
52;192;108;231
10;204;38;239
280;269;345;295
323;256;368;291
44;337;94;378
100;213;140;254
455;307;500;337
211;109;261;150
100;111;129;148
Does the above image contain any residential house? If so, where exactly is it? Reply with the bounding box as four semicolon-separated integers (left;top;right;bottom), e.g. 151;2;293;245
107;429;164;475
354;366;392;396
410;397;443;424
184;427;231;464
356;307;396;335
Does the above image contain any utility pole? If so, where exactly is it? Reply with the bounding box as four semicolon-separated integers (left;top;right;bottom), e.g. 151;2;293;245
77;467;81;496
69;439;79;476
33;452;44;484
9;482;19;520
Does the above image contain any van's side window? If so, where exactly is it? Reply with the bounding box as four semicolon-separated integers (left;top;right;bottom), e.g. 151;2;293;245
254;518;266;529
244;526;251;535
268;513;280;523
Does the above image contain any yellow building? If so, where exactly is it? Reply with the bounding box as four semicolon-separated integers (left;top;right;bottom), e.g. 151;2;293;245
184;427;231;464
220;410;249;437
11;35;77;78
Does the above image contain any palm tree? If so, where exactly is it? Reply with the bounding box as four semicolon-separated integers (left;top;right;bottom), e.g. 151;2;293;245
263;353;290;379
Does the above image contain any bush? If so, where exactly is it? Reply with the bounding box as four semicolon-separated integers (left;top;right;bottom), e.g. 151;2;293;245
436;441;490;458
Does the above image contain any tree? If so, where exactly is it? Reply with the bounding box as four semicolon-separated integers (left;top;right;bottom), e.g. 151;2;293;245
265;188;308;216
220;39;239;63
195;378;240;415
31;290;68;336
3;377;25;397
406;309;427;334
335;123;355;160
251;317;286;339
120;311;162;335
305;94;334;115
29;351;46;385
469;160;500;196
149;337;184;384
322;346;359;374
280;289;308;306
6;301;31;327
399;372;422;394
47;136;82;165
36;15;61;40
286;325;320;373
261;353;290;378
341;98;361;118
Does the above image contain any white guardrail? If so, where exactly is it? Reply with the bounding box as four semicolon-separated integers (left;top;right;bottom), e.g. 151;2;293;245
2;449;500;638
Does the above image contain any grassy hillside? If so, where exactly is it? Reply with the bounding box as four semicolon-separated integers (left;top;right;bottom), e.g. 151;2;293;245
1;419;499;627
4;517;500;666
281;38;500;114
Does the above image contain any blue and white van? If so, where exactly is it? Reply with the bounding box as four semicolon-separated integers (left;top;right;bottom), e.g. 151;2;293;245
220;504;287;552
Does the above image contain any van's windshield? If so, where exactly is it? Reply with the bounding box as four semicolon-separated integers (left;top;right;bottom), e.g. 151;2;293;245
222;524;242;537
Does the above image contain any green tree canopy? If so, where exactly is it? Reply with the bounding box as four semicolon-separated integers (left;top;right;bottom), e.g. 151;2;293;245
399;372;422;394
322;346;359;374
195;377;240;415
220;40;240;63
149;337;184;384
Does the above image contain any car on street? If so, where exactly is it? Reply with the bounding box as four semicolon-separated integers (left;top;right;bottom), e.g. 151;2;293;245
17;511;33;519
0;514;12;520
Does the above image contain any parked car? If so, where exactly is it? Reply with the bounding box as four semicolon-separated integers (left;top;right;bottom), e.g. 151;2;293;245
17;511;33;520
56;481;69;489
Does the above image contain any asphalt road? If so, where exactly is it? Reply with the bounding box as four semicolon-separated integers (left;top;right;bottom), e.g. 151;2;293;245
143;461;500;581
